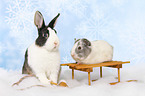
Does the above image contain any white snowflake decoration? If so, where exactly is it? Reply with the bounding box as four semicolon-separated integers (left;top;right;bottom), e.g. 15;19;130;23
75;7;114;41
118;21;145;64
6;0;37;53
37;0;89;18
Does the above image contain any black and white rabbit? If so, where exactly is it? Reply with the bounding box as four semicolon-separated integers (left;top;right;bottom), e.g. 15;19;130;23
22;11;60;85
71;38;113;64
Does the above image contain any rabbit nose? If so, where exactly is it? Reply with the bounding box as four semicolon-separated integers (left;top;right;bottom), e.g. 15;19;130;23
54;42;58;46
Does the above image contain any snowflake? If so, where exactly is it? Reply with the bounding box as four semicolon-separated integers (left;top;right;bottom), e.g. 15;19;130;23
6;0;37;54
75;6;115;41
112;0;128;7
66;0;89;18
37;0;89;18
118;22;145;64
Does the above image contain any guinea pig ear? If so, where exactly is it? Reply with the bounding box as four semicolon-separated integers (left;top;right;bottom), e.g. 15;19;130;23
74;38;80;43
48;13;60;29
74;38;77;41
82;38;91;46
74;38;77;43
34;11;45;29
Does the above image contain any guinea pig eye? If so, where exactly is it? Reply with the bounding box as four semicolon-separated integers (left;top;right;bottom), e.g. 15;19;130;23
78;46;81;50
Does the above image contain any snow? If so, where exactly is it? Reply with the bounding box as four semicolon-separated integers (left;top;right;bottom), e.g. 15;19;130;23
0;64;145;96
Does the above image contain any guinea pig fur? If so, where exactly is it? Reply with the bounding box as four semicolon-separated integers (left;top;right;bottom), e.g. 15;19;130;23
71;38;113;64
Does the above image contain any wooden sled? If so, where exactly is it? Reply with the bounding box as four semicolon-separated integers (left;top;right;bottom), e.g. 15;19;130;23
61;61;131;85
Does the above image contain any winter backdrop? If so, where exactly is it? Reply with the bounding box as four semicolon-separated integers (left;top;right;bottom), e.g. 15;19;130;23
0;0;145;96
0;0;145;70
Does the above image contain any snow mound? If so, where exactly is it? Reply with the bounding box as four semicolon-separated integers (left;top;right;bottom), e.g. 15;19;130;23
0;65;145;96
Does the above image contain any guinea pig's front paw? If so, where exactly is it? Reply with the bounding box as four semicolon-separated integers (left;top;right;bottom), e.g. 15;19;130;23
77;62;83;64
77;62;80;64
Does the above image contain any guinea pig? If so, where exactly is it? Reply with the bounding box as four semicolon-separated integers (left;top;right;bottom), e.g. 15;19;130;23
71;38;113;64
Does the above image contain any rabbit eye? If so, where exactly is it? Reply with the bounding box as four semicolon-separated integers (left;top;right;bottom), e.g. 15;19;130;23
43;33;48;37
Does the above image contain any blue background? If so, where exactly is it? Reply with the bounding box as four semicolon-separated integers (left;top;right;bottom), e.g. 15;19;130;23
0;0;145;70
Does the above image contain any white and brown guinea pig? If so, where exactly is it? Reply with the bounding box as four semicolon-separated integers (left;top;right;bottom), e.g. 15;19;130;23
22;11;60;85
71;38;113;64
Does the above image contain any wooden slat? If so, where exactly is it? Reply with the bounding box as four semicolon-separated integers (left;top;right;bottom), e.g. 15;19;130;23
70;67;93;72
61;63;76;66
107;64;122;68
61;61;130;68
75;61;130;69
61;61;129;72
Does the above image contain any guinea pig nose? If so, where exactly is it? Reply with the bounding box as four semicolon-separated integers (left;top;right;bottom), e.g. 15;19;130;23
71;54;74;57
78;46;81;50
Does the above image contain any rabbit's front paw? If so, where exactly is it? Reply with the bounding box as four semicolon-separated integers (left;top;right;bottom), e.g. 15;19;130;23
40;79;51;85
37;73;51;85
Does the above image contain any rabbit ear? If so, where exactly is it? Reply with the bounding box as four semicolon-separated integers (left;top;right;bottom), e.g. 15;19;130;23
34;11;45;29
48;13;60;29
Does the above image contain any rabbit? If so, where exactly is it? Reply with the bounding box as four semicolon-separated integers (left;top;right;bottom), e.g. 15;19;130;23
71;38;113;64
22;11;61;85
